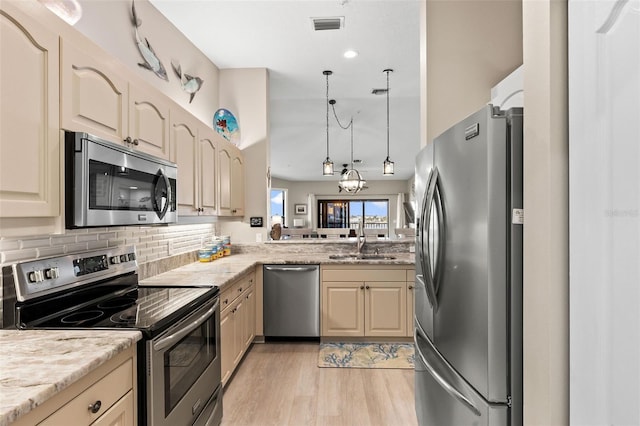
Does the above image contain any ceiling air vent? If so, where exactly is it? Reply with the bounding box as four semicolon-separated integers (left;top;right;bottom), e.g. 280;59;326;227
312;17;344;31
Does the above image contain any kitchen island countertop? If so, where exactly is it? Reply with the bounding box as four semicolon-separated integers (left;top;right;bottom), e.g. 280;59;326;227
0;329;141;426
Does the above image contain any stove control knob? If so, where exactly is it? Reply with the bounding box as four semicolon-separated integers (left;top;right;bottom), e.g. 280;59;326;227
127;253;136;261
28;270;44;283
110;256;120;264
120;254;127;263
44;267;59;280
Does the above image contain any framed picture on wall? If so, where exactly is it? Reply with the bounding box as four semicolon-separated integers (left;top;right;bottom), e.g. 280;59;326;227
294;204;307;215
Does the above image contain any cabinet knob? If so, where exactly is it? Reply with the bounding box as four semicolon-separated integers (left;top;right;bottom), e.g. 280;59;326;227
408;285;414;290
238;287;243;292
123;136;132;144
365;285;370;290
224;298;229;305
360;285;365;290
88;400;102;414
132;138;139;146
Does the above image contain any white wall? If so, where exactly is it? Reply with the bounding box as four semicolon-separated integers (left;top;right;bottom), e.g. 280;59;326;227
522;1;569;424
569;1;640;424
425;0;523;145
218;68;271;243
73;0;219;125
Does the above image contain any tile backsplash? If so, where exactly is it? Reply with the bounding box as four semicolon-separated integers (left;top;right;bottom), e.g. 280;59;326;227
0;223;217;325
0;223;217;267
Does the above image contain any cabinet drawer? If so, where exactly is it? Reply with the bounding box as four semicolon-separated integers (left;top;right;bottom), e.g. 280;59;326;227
40;358;133;425
407;269;416;282
323;269;406;282
221;272;255;314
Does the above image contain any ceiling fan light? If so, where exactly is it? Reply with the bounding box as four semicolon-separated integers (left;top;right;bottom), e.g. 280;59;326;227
383;157;394;176
323;158;334;176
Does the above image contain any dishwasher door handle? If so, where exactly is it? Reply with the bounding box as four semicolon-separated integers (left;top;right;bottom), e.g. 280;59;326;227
264;266;318;272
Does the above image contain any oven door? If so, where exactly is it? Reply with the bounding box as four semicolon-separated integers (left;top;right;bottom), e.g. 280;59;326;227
66;132;177;228
147;296;221;426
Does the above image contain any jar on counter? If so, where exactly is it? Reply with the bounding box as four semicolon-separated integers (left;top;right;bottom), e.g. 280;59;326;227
222;235;231;256
198;248;212;262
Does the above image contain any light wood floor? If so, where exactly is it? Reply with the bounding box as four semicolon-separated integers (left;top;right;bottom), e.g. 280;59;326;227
221;342;418;426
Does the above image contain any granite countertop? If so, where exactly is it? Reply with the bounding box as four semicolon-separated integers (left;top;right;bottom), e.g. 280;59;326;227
139;252;415;289
0;330;141;426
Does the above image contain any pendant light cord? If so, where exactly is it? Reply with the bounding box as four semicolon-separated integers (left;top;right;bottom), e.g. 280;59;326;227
330;102;354;167
386;70;390;158
325;72;330;159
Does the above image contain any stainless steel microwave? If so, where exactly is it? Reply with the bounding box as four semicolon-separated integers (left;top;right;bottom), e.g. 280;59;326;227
65;132;177;228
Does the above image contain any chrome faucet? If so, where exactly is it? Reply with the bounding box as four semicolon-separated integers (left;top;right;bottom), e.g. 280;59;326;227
356;219;366;254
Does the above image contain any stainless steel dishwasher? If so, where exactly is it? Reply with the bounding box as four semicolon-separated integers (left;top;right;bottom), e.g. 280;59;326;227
263;264;320;337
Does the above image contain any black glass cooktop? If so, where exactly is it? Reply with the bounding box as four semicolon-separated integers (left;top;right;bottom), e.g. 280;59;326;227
16;285;218;337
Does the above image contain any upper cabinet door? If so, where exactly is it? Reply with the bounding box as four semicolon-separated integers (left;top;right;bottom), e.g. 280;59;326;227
128;83;171;160
0;5;60;218
199;130;218;215
218;146;232;216
60;39;128;142
218;142;244;216
171;108;199;216
230;151;244;216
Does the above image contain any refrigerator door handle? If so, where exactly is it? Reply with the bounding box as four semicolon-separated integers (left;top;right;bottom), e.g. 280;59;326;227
414;321;482;417
418;166;442;311
416;273;438;313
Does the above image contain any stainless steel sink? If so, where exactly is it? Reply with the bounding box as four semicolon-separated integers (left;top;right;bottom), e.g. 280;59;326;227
328;253;397;260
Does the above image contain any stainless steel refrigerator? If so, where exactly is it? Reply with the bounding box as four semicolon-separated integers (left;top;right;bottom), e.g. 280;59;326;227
414;105;523;426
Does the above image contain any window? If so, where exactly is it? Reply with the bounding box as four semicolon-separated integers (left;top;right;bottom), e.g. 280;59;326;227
270;189;286;226
317;199;389;236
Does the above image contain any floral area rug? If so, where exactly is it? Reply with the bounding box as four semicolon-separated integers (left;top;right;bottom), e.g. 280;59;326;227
318;342;415;369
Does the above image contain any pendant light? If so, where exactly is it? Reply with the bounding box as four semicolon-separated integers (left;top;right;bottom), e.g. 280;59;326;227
383;69;394;176
331;101;366;194
322;70;334;176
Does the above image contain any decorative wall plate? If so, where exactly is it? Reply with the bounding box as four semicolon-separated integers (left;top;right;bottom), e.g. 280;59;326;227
214;108;240;145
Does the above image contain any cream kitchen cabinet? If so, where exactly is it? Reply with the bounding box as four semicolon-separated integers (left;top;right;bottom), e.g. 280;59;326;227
61;38;172;161
170;109;219;216
220;271;255;386
0;3;60;220
218;143;244;217
128;83;171;160
321;266;410;337
406;269;415;337
60;38;128;143
13;346;136;426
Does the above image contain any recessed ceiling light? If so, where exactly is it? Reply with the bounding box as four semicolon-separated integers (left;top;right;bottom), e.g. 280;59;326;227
343;50;359;59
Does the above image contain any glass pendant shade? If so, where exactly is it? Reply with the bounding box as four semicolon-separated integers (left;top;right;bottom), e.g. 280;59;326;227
383;157;394;176
323;158;334;176
339;169;366;194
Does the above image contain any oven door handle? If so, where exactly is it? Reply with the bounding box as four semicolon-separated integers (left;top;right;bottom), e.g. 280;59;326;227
153;299;218;351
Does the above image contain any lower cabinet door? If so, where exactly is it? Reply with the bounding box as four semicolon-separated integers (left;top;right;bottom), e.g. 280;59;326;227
92;391;135;426
322;282;365;336
364;281;407;337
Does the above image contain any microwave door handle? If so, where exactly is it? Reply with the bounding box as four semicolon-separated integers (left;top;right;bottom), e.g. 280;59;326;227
153;168;171;220
153;300;219;351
